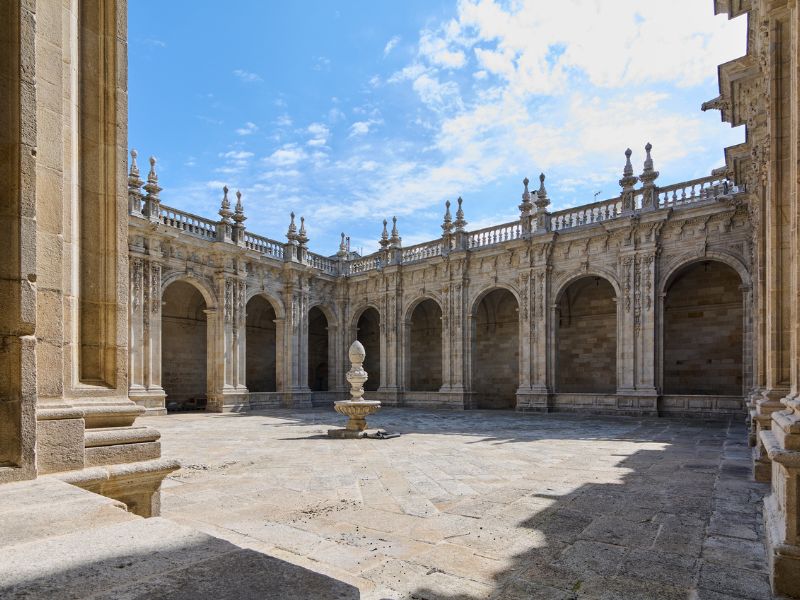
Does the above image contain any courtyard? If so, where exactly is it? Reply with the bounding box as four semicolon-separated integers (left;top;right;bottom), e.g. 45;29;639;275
153;408;774;599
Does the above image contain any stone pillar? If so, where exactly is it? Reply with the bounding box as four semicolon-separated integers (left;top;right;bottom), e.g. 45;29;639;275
441;258;469;408
378;270;401;405
206;276;249;412
281;283;311;408
515;269;534;408
521;260;552;411
128;258;166;415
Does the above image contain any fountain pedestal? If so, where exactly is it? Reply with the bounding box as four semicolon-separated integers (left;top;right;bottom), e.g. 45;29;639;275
328;341;381;439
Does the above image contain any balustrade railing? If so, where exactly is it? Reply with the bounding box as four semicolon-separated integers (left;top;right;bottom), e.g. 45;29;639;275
348;252;382;274
467;222;521;249
306;251;338;274
401;240;442;264
658;174;740;208
137;171;745;277
244;232;284;260
159;206;217;240
551;197;623;231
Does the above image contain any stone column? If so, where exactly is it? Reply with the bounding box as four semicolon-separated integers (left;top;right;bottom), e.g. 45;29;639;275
206;276;249;412
524;263;552;411
282;284;311;408
515;269;534;409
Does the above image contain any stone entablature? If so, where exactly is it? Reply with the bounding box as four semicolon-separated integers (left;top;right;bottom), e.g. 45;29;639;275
128;146;752;418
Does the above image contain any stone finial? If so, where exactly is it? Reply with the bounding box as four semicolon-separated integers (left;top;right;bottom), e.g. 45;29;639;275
337;232;348;257
143;155;162;199
619;148;638;191
535;173;550;209
639;142;659;186
298;216;308;246
286;211;298;241
218;185;233;223
389;216;401;247
519;177;533;216
128;149;143;190
348;340;366;368
233;190;246;223
454;196;467;231
442;200;454;234
128;149;144;214
379;219;390;249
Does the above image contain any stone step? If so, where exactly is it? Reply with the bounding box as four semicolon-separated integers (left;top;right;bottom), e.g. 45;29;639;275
0;478;358;599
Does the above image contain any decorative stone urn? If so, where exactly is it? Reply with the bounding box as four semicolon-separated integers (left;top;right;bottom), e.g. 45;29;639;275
328;341;381;438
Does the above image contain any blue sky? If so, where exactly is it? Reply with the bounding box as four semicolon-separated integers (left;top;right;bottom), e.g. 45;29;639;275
129;1;746;255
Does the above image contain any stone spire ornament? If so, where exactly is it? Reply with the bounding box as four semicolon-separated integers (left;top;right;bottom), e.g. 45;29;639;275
142;155;162;220
619;148;639;213
389;216;401;248
454;197;467;231
232;190;246;244
337;232;348;257
297;216;308;247
328;340;381;438
535;173;550;209
639;142;660;210
441;200;454;235
379;219;390;249
619;148;638;191
286;212;298;242
218;186;233;223
519;177;533;214
128;149;144;215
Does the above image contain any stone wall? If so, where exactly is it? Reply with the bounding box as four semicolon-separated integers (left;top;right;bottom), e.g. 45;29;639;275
409;300;442;391
162;282;208;406
246;296;277;393
556;277;617;393
473;289;519;409
308;307;328;391
357;308;381;392
663;261;743;395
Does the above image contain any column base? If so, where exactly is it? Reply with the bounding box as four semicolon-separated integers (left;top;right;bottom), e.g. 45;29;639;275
129;388;167;416
207;390;250;413
282;389;312;409
516;387;551;413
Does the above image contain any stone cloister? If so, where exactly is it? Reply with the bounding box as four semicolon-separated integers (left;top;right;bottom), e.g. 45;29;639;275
128;154;752;419
2;0;800;597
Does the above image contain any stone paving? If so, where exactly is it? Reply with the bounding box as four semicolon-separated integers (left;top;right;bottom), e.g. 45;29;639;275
152;409;777;600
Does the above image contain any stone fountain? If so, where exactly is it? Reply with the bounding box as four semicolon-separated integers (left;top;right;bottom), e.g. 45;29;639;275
328;340;381;438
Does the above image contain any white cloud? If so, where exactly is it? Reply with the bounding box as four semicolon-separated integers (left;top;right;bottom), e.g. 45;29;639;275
307;122;330;145
233;69;262;83
348;120;381;138
384;35;401;56
419;28;466;69
235;121;259;136
313;56;331;71
220;150;254;161
264;143;307;167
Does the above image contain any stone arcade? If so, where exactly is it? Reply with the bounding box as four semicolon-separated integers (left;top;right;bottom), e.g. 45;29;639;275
1;0;799;597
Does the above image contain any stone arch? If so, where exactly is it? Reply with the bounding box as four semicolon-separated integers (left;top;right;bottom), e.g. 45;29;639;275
353;305;381;392
553;267;622;306
659;250;751;296
661;259;745;395
161;271;217;310
555;275;618;393
470;287;520;409
245;289;286;320
246;294;279;393
403;296;443;392
308;303;336;392
161;278;212;411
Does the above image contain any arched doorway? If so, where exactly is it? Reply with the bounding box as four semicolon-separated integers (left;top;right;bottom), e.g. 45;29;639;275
246;295;277;392
407;299;442;391
162;280;208;411
556;277;617;393
663;261;743;394
308;306;329;391
472;289;519;409
356;307;381;392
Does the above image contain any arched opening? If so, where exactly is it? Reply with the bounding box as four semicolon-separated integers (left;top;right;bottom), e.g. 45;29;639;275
408;299;442;391
308;306;329;391
472;289;518;409
556;276;617;393
246;295;277;392
356;307;381;392
162;280;208;411
663;261;743;395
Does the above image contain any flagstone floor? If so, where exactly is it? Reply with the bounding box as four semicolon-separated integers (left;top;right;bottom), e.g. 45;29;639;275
151;408;777;600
